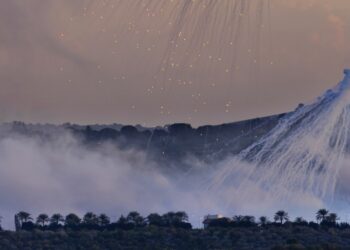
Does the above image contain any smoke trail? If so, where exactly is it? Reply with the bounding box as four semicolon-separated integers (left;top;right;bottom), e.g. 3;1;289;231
82;0;271;81
157;0;271;80
210;70;350;208
72;0;272;117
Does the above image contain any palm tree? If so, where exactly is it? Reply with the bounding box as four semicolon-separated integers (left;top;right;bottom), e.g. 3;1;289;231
98;214;110;227
50;214;64;225
274;210;289;224
16;211;33;224
65;213;81;227
316;209;329;223
36;214;49;227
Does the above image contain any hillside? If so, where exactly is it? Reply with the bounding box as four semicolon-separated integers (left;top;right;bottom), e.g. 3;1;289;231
2;113;286;171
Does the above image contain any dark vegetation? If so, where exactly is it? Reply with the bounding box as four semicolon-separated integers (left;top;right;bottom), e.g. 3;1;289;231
6;114;285;171
0;209;350;249
14;211;191;232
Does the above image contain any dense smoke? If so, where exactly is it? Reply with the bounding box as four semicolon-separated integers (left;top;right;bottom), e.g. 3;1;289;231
0;128;220;229
208;71;350;222
0;125;337;229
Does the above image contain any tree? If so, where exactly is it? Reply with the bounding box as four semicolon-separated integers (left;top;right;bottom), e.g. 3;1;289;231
162;211;189;226
175;212;189;222
65;214;81;227
115;215;134;230
232;215;244;223
326;213;339;224
117;215;128;225
98;214;110;227
127;211;146;227
316;209;329;223
294;217;306;223
259;216;269;226
274;211;289;224
294;217;308;226
83;212;99;225
16;211;33;224
205;217;231;228
50;214;64;225
162;212;176;226
161;212;191;229
36;214;49;227
232;215;256;227
147;213;163;226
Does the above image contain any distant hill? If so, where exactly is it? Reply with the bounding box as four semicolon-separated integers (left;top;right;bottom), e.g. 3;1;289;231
1;113;287;171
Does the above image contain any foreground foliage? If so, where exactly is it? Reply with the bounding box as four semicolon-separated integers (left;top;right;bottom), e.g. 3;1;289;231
1;225;350;250
0;209;349;249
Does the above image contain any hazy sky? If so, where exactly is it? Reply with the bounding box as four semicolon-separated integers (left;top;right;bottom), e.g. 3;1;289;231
1;0;350;126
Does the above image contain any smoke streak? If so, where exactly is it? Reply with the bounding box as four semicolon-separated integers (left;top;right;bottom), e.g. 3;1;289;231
0;123;330;230
210;71;350;211
83;0;271;90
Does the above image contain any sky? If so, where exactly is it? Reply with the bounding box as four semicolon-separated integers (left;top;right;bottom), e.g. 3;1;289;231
1;0;350;126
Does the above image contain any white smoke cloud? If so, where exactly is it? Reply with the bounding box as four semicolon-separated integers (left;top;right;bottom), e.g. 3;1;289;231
0;124;348;230
0;129;225;229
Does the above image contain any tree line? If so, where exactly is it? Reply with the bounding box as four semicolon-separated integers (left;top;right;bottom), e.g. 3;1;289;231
11;211;191;231
205;209;346;229
0;208;348;232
